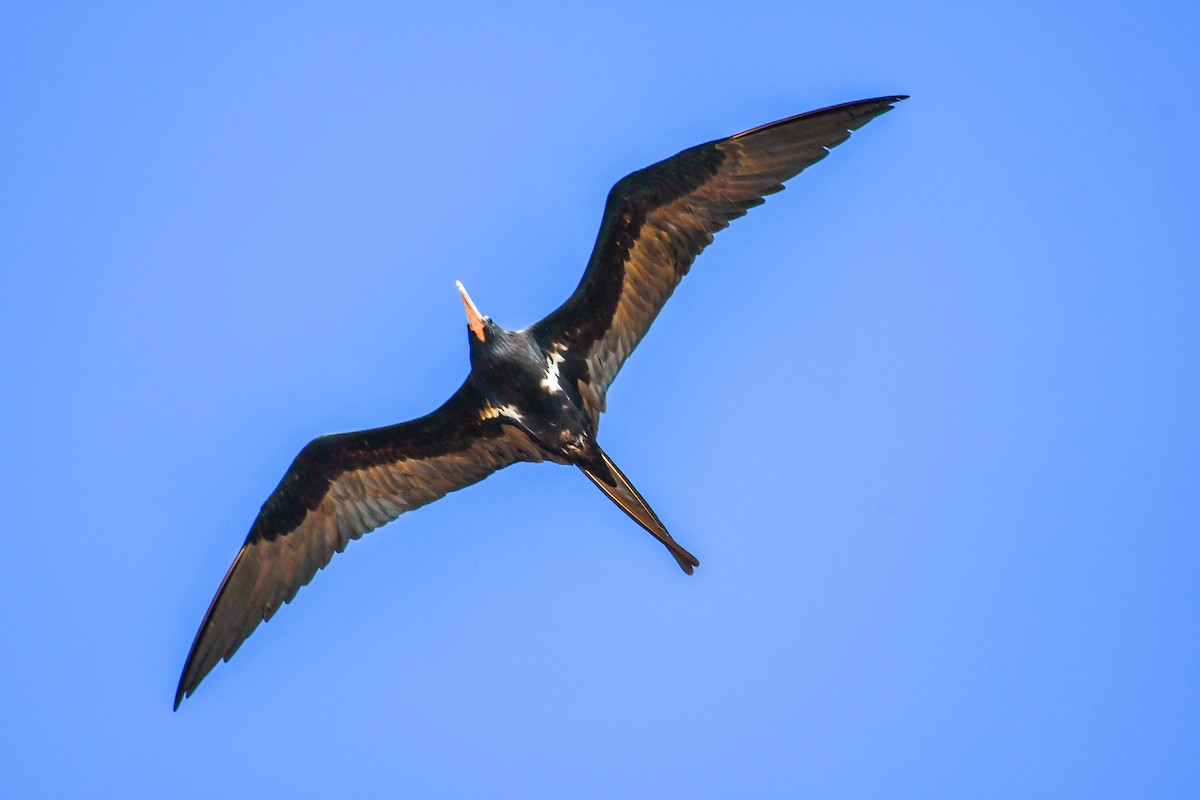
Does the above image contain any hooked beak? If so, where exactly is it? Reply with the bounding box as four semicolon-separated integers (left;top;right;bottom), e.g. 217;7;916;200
456;280;486;343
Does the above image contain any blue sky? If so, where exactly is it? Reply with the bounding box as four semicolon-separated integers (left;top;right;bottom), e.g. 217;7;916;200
2;2;1197;797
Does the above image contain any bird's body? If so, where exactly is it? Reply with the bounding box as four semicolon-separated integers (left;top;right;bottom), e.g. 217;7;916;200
175;95;907;709
460;300;700;572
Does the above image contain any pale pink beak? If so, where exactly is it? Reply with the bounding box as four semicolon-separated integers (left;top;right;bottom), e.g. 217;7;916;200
456;280;486;342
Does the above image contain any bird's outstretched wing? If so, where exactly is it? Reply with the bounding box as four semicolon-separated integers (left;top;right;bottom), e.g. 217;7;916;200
174;382;544;709
531;96;906;427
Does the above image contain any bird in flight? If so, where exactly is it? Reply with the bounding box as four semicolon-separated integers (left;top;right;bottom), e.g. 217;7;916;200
175;95;907;709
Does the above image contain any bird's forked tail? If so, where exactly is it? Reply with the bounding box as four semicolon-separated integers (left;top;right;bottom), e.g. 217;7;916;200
578;447;699;574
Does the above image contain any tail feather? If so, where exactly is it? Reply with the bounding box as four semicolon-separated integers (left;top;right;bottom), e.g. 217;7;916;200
579;447;699;574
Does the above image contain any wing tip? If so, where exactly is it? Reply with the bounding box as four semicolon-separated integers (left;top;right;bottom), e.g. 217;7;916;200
850;94;909;120
872;94;910;114
174;655;205;710
173;648;200;710
730;94;909;140
851;94;910;109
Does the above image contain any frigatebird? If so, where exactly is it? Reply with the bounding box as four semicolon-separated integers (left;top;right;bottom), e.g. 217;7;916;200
174;95;906;709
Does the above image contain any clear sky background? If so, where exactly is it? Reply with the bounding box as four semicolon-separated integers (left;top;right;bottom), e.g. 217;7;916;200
2;2;1197;797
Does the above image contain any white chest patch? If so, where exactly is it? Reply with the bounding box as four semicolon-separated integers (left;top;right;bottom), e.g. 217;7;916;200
540;349;566;394
480;402;524;423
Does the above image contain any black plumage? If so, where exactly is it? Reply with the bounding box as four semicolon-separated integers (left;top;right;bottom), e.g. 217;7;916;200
175;95;906;709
